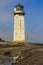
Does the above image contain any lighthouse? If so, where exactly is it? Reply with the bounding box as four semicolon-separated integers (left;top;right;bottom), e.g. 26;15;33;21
13;4;25;42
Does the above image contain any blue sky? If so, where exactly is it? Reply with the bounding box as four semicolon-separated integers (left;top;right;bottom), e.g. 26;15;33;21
0;0;43;43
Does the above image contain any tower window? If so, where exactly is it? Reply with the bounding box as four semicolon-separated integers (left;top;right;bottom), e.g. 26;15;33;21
16;6;23;11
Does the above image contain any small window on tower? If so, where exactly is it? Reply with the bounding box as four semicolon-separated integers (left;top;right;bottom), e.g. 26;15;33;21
16;6;23;11
20;20;21;29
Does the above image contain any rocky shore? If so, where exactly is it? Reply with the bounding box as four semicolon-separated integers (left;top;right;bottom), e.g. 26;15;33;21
0;42;43;65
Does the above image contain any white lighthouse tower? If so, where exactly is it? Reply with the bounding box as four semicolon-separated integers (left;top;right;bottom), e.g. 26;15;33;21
13;4;25;42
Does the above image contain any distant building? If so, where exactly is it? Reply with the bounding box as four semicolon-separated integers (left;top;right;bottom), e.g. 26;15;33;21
13;4;25;42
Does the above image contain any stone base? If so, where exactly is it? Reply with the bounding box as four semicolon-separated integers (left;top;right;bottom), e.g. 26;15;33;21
13;40;25;43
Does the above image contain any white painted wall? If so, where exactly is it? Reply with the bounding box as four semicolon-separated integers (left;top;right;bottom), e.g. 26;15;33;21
13;10;25;42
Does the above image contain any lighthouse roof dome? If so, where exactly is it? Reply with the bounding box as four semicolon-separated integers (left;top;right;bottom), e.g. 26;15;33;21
15;4;23;8
15;4;23;11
